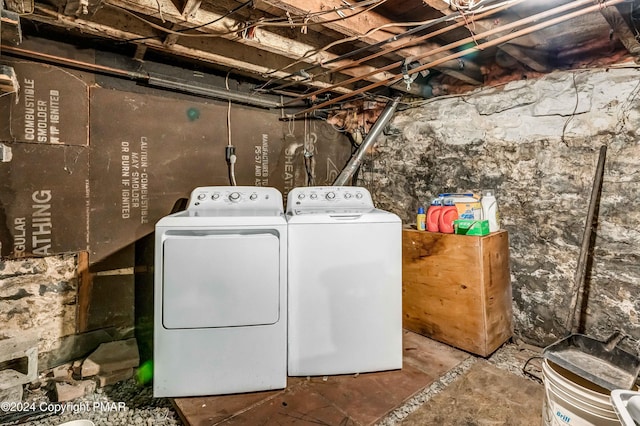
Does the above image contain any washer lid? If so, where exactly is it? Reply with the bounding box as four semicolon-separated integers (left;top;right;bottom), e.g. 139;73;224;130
286;186;374;214
162;232;280;329
185;186;284;216
286;208;400;224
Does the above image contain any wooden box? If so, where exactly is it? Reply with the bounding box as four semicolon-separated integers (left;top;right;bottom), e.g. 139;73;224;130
402;229;513;356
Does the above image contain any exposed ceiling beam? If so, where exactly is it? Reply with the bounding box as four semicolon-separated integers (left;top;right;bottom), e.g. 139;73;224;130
167;0;201;18
26;7;354;94
418;0;451;13
472;14;552;72
0;64;19;93
292;0;627;115
255;0;484;84
386;0;552;76
101;0;421;90
181;0;202;19
1;9;22;45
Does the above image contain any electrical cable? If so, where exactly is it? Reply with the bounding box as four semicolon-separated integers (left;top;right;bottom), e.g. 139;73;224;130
259;13;439;77
235;0;389;28
561;72;580;147
115;0;254;43
107;5;238;38
522;356;544;384
303;114;316;186
290;0;624;116
225;71;237;186
449;0;491;11
258;0;518;92
106;0;387;41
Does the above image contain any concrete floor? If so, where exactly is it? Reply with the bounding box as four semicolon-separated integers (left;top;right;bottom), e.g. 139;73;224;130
173;331;545;425
399;361;543;425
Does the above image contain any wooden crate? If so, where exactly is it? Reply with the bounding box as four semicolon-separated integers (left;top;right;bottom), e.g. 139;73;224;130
402;229;513;357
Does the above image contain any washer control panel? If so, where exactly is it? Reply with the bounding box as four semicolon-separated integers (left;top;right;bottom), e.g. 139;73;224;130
187;186;283;211
286;186;374;213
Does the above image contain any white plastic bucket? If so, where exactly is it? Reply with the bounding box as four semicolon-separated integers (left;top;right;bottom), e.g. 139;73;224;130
58;420;95;426
542;359;619;425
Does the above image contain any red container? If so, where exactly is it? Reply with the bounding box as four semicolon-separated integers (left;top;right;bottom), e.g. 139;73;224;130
438;205;459;234
426;204;442;232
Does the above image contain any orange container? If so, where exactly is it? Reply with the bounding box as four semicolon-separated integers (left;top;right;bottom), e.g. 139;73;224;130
426;204;442;232
438;205;459;234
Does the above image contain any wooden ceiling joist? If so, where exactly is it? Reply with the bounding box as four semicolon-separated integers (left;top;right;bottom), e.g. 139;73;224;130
101;0;429;91
25;7;355;94
256;0;484;85
1;8;22;45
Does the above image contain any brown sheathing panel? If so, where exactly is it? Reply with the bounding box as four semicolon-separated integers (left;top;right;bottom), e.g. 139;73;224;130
0;60;90;146
89;87;351;262
0;142;89;257
0;58;351;262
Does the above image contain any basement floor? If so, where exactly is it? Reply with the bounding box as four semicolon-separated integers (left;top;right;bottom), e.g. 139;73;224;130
172;331;545;425
13;331;545;425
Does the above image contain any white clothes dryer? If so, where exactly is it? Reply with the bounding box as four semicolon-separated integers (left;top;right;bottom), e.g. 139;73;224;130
286;186;402;376
154;186;287;397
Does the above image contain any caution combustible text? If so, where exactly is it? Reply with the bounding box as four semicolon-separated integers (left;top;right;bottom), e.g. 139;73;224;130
23;78;61;143
120;138;150;224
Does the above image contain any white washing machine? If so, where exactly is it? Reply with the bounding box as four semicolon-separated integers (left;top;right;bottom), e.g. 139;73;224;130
154;186;287;397
286;186;402;376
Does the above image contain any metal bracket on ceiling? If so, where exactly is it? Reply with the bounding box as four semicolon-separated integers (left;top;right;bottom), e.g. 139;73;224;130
401;59;429;91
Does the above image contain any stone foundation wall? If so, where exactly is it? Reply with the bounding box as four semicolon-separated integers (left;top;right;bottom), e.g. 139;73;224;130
361;68;640;346
0;254;78;353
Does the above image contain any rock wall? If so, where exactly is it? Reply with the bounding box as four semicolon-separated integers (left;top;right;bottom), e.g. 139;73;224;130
361;68;640;346
0;255;77;353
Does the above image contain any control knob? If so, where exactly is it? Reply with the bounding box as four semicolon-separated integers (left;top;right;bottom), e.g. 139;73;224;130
197;193;206;200
326;192;336;200
250;193;258;200
229;192;241;202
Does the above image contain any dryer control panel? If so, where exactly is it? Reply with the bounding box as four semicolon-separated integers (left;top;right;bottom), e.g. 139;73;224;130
187;186;284;212
286;186;374;213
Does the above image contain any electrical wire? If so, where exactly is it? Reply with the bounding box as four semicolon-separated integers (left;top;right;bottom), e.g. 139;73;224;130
448;0;491;11
260;14;431;77
233;0;388;27
303;114;316;186
225;71;237;186
258;0;520;92
522;356;544;384
291;0;624;116
226;72;232;148
107;5;237;38
106;0;388;41
561;72;580;147
116;0;254;43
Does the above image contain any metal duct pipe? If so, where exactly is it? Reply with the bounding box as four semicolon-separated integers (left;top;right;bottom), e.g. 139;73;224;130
147;74;282;109
333;96;401;186
1;45;284;109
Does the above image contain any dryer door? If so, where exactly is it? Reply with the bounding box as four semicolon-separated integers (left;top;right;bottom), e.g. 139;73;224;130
162;232;280;329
